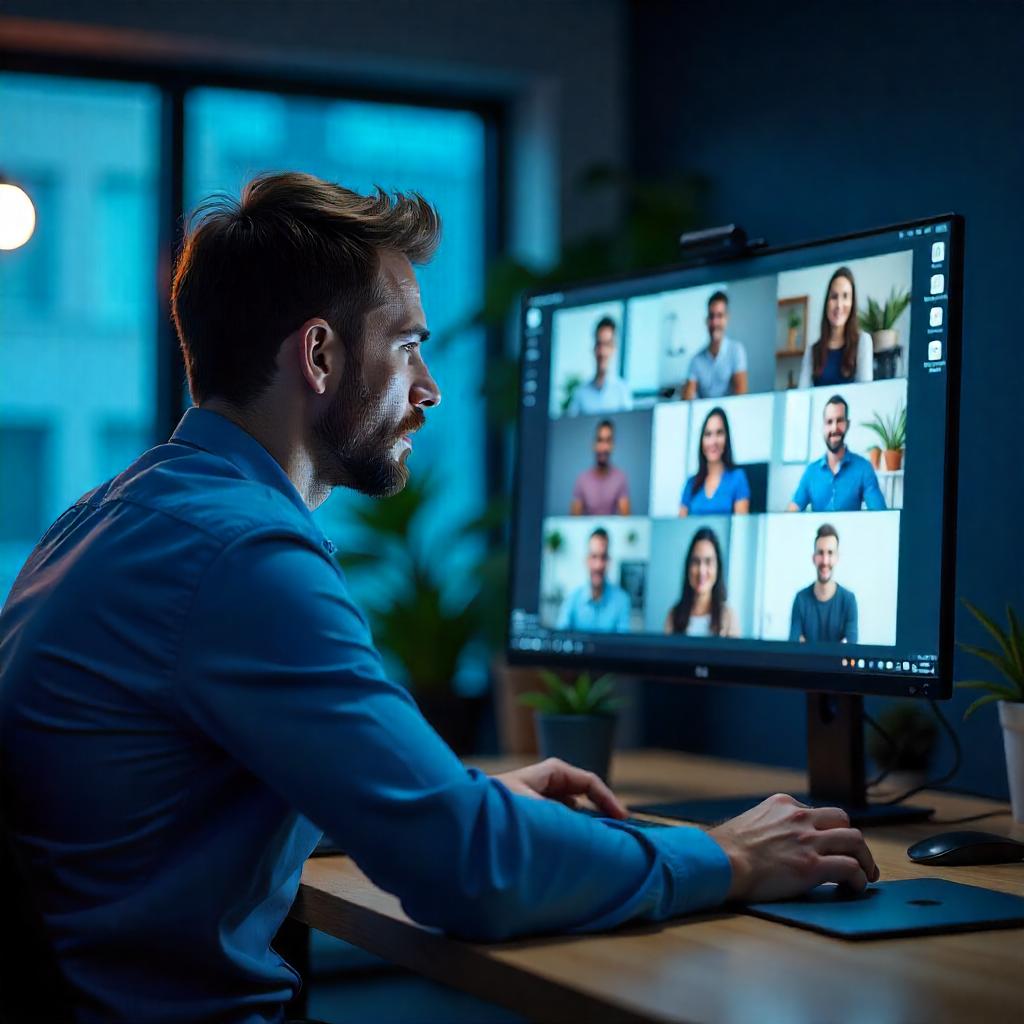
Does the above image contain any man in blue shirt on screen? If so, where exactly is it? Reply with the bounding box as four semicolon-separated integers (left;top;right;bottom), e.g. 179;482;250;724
556;527;632;631
788;394;886;512
0;172;878;1023
566;316;633;415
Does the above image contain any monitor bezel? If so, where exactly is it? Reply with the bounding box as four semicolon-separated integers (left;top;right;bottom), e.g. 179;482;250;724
506;213;963;701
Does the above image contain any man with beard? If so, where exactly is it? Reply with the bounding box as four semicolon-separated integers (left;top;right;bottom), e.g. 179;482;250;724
566;316;633;415
789;523;859;643
0;173;878;1023
570;419;631;515
681;291;749;400
788;394;886;512
556;527;632;632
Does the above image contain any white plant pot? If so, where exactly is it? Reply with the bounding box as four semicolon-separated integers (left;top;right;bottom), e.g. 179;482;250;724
872;328;899;353
998;700;1024;823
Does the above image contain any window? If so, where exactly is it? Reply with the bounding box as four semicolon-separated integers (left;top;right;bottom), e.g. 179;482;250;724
0;73;161;604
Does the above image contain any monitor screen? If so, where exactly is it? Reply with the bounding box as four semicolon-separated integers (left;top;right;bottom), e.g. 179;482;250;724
507;216;962;700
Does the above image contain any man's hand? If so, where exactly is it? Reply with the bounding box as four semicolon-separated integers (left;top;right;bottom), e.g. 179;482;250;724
493;758;628;820
710;793;880;902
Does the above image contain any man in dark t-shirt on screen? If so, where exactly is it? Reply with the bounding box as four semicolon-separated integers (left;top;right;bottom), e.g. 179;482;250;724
789;522;859;643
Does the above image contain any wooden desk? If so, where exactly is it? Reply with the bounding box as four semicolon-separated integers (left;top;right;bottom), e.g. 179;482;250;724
292;751;1024;1023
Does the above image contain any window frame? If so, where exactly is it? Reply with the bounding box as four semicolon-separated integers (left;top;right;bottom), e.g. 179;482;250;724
0;47;506;495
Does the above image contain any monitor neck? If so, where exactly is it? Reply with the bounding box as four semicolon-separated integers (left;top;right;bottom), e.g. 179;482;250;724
806;692;866;806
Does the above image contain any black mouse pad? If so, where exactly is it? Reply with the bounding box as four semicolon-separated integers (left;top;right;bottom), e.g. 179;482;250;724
745;879;1024;939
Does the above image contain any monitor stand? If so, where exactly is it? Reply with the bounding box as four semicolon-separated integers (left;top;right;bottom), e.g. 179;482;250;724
633;693;934;827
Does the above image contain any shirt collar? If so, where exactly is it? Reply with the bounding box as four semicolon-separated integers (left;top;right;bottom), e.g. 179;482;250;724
704;336;731;360
818;447;851;470
170;407;315;525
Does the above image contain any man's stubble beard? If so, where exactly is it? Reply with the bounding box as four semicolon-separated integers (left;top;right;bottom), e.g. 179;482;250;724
313;368;424;499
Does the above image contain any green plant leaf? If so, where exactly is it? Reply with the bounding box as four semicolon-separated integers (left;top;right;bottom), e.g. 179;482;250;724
1005;605;1024;680
959;642;1020;685
962;598;1012;658
962;692;1006;720
955;679;1019;698
518;692;560;713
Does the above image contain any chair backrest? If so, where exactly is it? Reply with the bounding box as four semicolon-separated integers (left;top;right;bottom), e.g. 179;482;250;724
0;790;73;1024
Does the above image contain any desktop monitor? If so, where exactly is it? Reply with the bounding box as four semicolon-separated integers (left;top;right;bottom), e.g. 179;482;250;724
507;215;963;824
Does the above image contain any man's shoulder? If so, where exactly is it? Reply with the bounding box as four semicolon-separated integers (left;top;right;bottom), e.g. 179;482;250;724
109;443;320;549
845;450;872;469
835;583;858;604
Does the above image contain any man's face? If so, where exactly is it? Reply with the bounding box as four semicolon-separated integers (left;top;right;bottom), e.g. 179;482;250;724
587;535;610;589
312;250;440;498
594;425;614;468
823;402;848;454
813;535;839;583
594;326;616;373
706;300;728;345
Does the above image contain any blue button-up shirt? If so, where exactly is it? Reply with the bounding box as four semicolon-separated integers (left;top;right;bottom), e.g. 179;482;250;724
0;408;730;1023
557;581;633;632
791;450;887;512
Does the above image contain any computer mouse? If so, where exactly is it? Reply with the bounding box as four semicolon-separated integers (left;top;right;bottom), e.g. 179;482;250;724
907;830;1024;866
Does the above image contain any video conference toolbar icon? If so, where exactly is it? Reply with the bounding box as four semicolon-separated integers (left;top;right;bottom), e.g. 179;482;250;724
857;659;865;668
525;307;542;329
931;241;946;263
930;273;945;295
929;306;944;327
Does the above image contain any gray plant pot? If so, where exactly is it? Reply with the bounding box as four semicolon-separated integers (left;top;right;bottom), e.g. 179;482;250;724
535;713;617;782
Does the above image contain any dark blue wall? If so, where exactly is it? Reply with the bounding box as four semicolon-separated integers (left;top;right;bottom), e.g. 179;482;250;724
632;0;1024;799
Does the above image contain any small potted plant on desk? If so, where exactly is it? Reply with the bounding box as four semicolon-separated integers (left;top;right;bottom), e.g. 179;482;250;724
956;600;1024;822
519;671;624;782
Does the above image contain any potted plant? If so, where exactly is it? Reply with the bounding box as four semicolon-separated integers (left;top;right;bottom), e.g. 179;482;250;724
859;287;912;353
956;600;1024;822
866;701;938;794
866;444;882;469
786;307;802;351
335;471;493;754
862;402;906;470
519;671;624;781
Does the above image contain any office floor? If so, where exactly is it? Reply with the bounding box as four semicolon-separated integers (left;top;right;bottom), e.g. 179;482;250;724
307;932;525;1024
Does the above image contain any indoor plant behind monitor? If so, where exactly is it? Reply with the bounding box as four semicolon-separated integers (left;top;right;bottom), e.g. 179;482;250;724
519;672;624;782
956;600;1024;822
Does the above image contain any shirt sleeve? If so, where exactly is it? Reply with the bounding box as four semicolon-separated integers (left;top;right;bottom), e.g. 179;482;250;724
174;533;731;941
862;462;887;510
572;472;585;505
557;591;575;630
685;352;700;384
789;592;803;642
615;589;632;632
791;467;811;510
843;590;859;644
681;475;695;510
733;341;749;374
855;333;874;383
734;468;751;503
616;471;630;506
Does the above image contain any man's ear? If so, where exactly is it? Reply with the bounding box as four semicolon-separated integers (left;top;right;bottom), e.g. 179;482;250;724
296;318;339;396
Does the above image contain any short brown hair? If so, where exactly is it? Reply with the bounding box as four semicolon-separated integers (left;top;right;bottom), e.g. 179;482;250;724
172;172;441;406
816;523;839;544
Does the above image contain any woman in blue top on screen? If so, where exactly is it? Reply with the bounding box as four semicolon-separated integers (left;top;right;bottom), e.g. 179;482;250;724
664;527;740;637
797;266;874;388
679;407;751;517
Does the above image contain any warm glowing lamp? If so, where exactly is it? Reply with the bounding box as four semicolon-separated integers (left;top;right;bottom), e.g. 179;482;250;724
0;182;37;251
